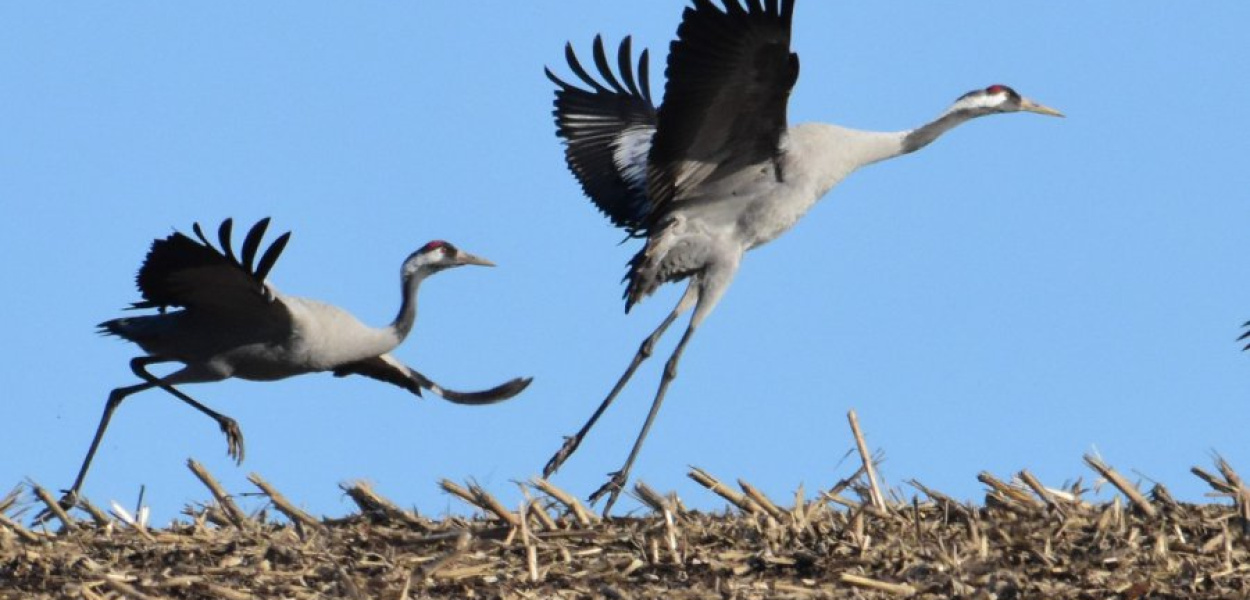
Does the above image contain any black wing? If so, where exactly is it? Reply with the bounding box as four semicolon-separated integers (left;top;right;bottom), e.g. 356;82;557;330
647;0;798;214
131;217;292;322
549;35;658;237
133;217;291;311
334;354;532;405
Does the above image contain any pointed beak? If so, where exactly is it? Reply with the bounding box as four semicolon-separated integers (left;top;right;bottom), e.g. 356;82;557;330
456;251;495;267
1020;97;1064;118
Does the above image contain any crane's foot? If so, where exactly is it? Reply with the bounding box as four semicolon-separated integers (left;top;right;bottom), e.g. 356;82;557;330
32;489;80;526
588;471;628;516
542;435;582;479
219;418;246;464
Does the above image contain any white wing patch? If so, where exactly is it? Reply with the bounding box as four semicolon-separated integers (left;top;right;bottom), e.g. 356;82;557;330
376;353;409;375
613;126;653;192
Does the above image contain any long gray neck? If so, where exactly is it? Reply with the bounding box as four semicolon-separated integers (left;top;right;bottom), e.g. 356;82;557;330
901;107;992;155
389;268;430;342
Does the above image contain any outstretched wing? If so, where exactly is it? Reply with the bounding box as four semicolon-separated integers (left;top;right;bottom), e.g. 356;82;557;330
647;0;798;214
334;354;532;405
131;218;293;325
549;35;658;237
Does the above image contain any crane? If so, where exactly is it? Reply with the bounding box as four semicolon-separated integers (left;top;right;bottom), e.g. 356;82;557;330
60;217;532;508
543;0;1062;513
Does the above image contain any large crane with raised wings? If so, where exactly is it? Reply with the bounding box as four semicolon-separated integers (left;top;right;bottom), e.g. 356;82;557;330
544;0;1061;513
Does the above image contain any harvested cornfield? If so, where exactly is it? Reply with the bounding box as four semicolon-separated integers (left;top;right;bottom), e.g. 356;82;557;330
3;450;1250;600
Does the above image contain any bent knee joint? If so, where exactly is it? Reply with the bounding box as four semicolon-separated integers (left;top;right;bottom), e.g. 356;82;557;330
106;389;129;409
663;359;679;379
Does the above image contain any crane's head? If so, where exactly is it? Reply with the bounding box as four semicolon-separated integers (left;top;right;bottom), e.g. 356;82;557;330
950;84;1064;118
404;240;495;277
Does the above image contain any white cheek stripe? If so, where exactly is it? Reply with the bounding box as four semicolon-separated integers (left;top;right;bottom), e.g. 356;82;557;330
952;91;1007;112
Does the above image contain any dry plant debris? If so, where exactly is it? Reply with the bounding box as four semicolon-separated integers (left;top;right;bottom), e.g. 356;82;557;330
3;455;1250;600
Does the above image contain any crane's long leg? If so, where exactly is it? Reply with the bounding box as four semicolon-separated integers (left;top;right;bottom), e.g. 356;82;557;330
59;357;240;506
129;357;245;464
38;358;241;524
542;285;697;479
589;319;699;515
59;379;158;511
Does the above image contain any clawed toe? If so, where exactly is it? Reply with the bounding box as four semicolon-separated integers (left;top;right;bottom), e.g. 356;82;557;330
588;471;627;512
220;419;246;464
543;436;580;478
32;490;79;525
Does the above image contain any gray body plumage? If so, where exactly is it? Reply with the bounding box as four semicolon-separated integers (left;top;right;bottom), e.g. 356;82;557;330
545;0;1061;513
629;124;908;306
103;288;404;381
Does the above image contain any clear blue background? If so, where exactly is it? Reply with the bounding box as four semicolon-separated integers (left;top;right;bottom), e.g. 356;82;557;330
3;2;1248;523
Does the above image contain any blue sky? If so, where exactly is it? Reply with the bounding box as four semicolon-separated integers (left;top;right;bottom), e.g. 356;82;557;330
3;2;1249;523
